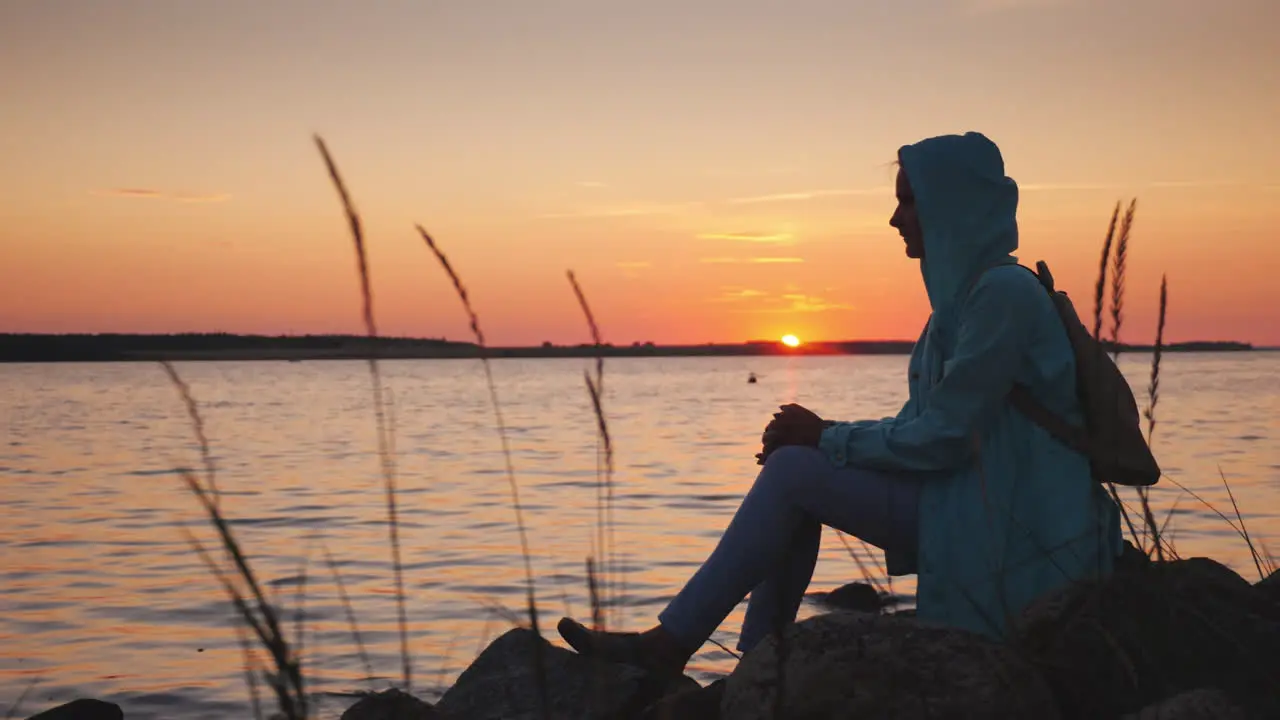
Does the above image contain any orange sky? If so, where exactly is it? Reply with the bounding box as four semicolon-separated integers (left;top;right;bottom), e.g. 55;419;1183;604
2;0;1277;346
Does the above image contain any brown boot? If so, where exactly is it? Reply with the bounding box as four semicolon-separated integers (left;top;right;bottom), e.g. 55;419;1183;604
557;617;691;677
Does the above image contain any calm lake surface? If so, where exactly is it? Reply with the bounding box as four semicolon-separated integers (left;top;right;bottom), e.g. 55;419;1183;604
3;354;1278;718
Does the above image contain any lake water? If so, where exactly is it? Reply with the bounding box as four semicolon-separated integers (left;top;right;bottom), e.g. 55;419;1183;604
3;354;1277;718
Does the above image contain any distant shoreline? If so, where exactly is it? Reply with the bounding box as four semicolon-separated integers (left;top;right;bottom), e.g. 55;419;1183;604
0;333;1259;363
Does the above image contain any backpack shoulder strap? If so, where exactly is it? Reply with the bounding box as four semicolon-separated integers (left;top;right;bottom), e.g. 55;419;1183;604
1008;383;1091;455
1005;260;1093;457
965;260;1091;457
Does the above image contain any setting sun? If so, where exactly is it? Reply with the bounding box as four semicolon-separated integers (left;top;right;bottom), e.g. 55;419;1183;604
781;334;801;348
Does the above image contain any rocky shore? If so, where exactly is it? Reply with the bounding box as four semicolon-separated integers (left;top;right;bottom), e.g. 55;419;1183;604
27;548;1280;720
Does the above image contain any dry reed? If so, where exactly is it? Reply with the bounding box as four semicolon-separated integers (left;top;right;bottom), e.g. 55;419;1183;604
835;531;887;597
235;623;265;720
179;471;306;718
568;267;616;627
3;677;39;720
567;270;619;631
1138;275;1167;559
159;361;219;505
1092;201;1121;341
314;135;411;691
323;545;376;685
161;359;307;718
1143;275;1168;442
1109;200;1137;358
1091;199;1142;549
416;225;550;720
1220;468;1265;580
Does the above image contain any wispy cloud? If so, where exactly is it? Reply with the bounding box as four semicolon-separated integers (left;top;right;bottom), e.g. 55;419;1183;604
93;188;231;203
782;293;853;312
537;202;700;219
717;290;852;313
711;287;768;302
699;257;805;264
697;231;796;244
615;261;652;269
711;283;849;311
104;188;163;199
727;187;887;205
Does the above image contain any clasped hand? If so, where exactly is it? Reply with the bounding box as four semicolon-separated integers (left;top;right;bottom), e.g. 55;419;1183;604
755;403;829;465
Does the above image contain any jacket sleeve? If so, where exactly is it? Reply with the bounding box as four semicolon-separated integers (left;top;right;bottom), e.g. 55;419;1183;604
818;272;1039;471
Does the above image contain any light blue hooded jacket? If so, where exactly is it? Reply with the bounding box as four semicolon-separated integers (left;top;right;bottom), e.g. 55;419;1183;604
818;132;1123;637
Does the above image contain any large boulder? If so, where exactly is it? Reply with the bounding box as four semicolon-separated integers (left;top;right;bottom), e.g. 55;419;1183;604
25;700;122;720
639;678;725;720
1257;568;1279;605
721;611;1059;720
1119;687;1255;720
340;687;439;720
436;627;698;720
1017;556;1280;719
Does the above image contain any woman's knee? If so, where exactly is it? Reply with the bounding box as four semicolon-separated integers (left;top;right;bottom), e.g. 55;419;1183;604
762;445;830;477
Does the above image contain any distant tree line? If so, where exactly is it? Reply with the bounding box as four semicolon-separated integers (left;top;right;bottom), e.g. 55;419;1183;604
0;333;1254;363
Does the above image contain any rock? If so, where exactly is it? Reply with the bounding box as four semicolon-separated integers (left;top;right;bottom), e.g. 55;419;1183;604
436;627;698;720
1120;687;1253;720
340;688;439;720
639;678;724;720
1257;568;1279;605
721;611;1059;720
1017;556;1280;719
810;581;885;613
26;699;123;720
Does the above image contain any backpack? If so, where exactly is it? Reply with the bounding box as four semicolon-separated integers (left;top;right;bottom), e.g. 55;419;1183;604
1006;261;1161;487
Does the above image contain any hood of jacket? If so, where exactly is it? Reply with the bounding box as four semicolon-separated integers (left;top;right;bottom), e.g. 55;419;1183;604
898;132;1020;314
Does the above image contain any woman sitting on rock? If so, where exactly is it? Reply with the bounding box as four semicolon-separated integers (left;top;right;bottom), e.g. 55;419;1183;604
559;131;1124;675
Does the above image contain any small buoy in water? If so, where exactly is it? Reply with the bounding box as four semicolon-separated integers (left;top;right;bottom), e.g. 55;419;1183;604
747;372;758;384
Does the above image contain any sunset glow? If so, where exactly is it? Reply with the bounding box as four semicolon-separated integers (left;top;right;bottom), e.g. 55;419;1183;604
781;335;802;348
1;1;1277;345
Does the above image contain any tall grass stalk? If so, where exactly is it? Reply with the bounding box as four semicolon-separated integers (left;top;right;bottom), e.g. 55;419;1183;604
1157;495;1183;559
582;376;616;628
568;271;618;630
293;557;310;706
1143;276;1167;443
1219;468;1265;580
1159;473;1265;567
834;531;886;597
159;362;219;505
4;677;39;720
162;360;306;717
1089;201;1142;548
323;546;375;685
1108;199;1136;359
1139;275;1167;559
179;472;306;718
1261;544;1277;577
567;271;616;629
314;135;411;691
586;556;603;633
1092;201;1121;341
416;225;549;720
235;623;265;720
